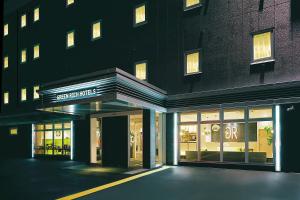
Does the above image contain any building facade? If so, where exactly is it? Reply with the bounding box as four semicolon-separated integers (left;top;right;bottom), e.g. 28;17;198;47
1;0;300;172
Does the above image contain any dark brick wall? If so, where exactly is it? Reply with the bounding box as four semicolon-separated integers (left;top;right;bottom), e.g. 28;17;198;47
165;0;300;94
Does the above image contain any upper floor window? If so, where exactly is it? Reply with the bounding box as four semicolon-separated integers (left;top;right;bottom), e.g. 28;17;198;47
92;21;102;40
21;49;27;63
3;56;9;69
184;0;202;10
135;61;147;80
4;24;8;36
67;31;75;48
34;7;40;22
33;86;40;100
134;4;146;26
34;44;40;59
21;88;27;102
185;50;201;75
10;128;18;135
21;14;27;28
66;0;75;7
253;31;273;62
4;92;9;105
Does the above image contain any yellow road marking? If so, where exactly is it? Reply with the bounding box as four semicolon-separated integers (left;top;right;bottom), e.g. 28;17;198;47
57;166;170;200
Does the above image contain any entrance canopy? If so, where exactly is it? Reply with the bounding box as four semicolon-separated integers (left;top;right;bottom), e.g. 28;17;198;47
38;68;167;115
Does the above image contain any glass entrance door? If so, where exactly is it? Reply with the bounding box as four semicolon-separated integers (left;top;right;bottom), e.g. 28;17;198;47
129;114;143;168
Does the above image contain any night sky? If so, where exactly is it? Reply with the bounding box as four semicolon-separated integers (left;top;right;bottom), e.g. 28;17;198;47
4;0;32;15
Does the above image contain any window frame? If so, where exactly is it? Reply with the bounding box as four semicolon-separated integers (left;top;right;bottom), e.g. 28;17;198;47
66;0;75;7
3;55;9;70
21;14;27;28
183;0;203;11
91;20;102;41
33;44;40;60
33;7;40;23
4;23;8;36
251;29;274;64
133;3;147;27
134;60;148;81
184;49;202;76
4;91;9;105
21;49;27;63
66;30;75;49
21;88;27;102
10;128;18;136
33;85;40;100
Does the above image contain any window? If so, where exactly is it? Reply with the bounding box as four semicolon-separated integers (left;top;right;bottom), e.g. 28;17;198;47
134;4;146;26
33;122;72;156
253;31;272;62
34;44;40;59
66;31;75;48
201;111;220;122
249;107;273;119
185;50;201;75
33;86;40;99
34;7;40;22
66;0;74;7
10;128;18;135
21;49;27;63
92;21;101;40
3;56;8;69
135;62;147;80
4;24;8;36
21;14;27;28
224;109;245;120
4;92;9;104
179;124;198;161
180;112;198;122
184;0;201;10
21;88;27;102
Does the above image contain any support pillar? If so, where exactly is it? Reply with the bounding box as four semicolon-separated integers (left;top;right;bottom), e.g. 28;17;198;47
143;109;156;169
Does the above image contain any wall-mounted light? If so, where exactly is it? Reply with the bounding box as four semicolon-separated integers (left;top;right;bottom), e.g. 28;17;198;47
173;113;178;165
275;105;281;172
31;124;35;158
71;121;74;160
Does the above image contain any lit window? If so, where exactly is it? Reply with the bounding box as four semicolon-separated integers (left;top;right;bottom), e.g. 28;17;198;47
4;56;8;69
135;62;147;80
201;111;220;121
34;44;40;59
33;86;40;99
66;0;74;6
224;109;245;120
67;31;75;48
4;24;8;36
4;92;9;104
180;112;197;122
185;51;200;75
253;31;272;61
21;14;27;28
249;107;273;119
92;21;101;40
10;128;18;135
34;7;40;22
135;4;146;25
21;49;27;63
184;0;201;10
21;88;27;101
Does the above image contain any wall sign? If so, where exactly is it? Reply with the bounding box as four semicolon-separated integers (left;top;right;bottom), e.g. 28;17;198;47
55;88;97;102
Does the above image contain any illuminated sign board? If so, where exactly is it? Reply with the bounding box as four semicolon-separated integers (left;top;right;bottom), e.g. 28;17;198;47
55;88;97;102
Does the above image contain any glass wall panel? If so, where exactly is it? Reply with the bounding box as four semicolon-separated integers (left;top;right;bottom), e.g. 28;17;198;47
63;130;71;156
200;124;220;161
248;121;273;164
45;131;53;155
201;111;220;121
155;113;163;165
249;107;272;119
54;130;63;155
34;131;44;155
224;109;245;120
180;113;197;122
179;124;198;161
129;115;143;167
223;123;245;162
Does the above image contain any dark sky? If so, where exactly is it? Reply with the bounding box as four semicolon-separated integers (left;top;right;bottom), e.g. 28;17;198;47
4;0;32;15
